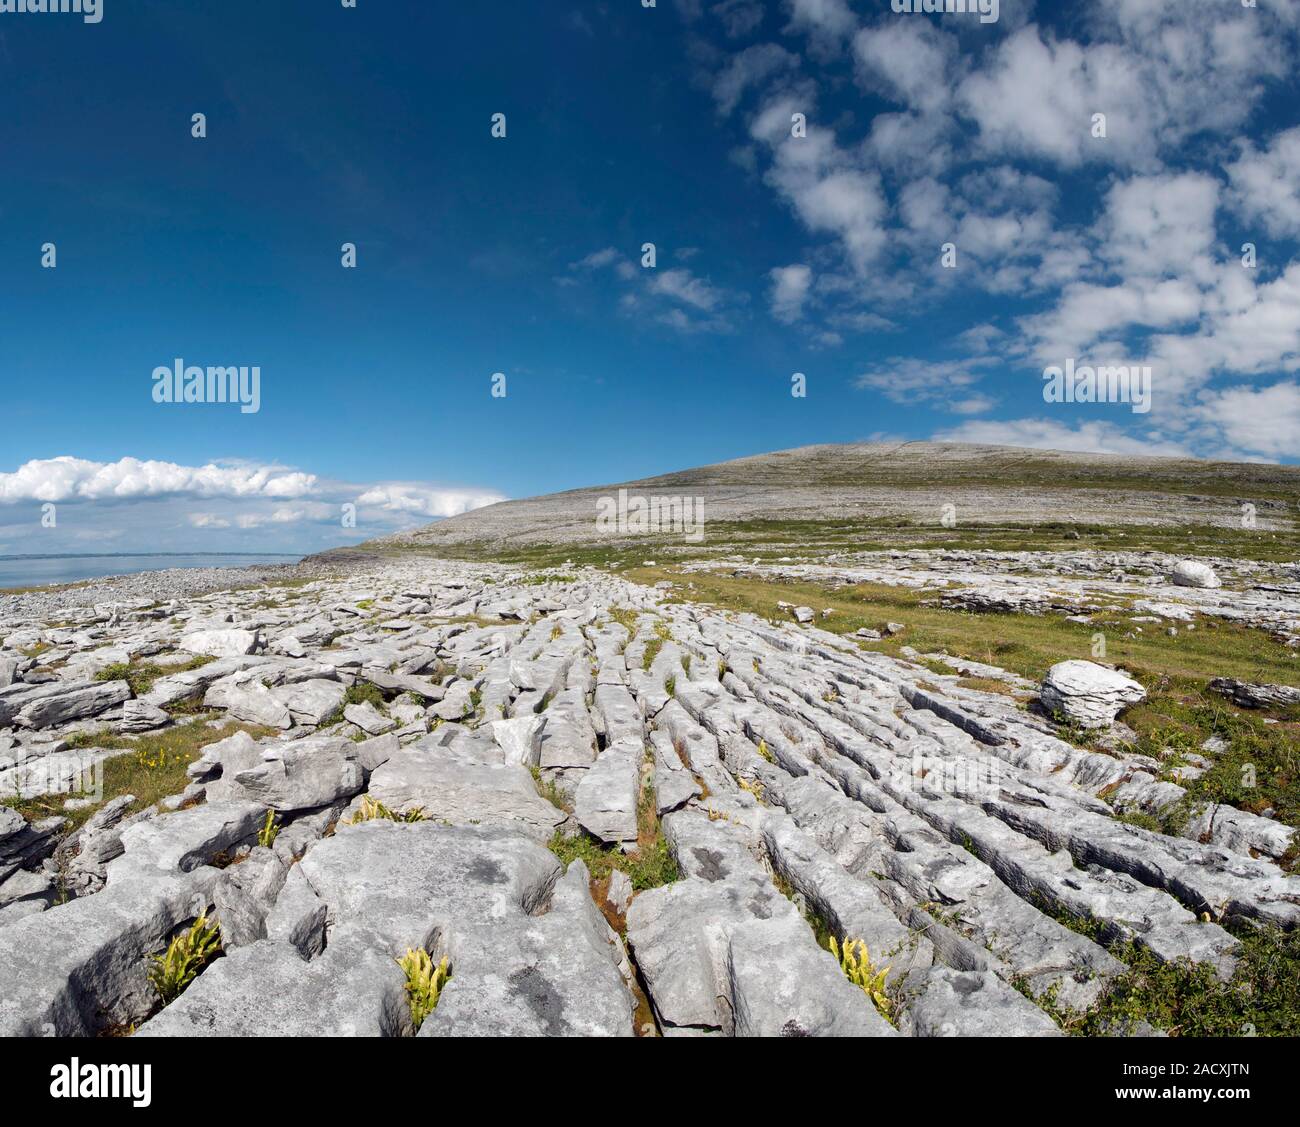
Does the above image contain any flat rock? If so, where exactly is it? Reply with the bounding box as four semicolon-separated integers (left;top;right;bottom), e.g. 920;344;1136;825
113;801;266;878
367;743;565;841
139;823;633;1038
276;678;347;726
574;747;640;844
205;677;292;729
536;689;598;770
119;699;171;733
1209;678;1300;710
180;629;261;658
0;680;131;730
224;737;367;813
899;968;1063;1037
726;915;897;1037
1040;660;1146;729
344;701;395;736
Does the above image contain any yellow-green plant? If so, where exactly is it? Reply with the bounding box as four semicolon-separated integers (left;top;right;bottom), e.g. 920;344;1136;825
349;795;428;825
148;916;222;1004
831;936;893;1021
397;949;451;1031
258;810;281;848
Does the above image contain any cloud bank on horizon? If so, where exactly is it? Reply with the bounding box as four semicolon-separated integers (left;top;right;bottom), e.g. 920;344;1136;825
3;0;1297;555
0;457;504;557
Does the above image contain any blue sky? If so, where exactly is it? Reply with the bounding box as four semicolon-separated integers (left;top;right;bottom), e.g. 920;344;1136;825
2;0;1299;555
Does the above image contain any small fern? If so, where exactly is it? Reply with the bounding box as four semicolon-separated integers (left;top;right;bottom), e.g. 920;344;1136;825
349;795;428;824
148;916;222;1005
831;936;893;1021
397;949;451;1031
257;810;281;848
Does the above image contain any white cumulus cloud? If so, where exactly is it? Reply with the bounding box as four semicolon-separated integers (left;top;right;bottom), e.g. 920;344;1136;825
0;457;318;504
1192;381;1300;460
1228;126;1300;241
934;418;1194;458
354;484;506;519
769;264;813;322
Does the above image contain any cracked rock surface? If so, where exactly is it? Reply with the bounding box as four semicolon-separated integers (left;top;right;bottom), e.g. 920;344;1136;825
687;547;1300;647
0;558;1296;1037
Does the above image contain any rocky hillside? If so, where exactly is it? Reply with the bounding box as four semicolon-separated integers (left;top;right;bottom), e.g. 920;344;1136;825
353;442;1300;551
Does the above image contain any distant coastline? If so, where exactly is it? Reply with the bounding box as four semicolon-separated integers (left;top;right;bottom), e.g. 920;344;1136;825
0;552;302;592
0;552;303;561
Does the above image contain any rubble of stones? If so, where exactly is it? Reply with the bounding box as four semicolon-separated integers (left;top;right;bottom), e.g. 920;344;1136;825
1;559;1297;1038
0;562;321;625
690;549;1300;647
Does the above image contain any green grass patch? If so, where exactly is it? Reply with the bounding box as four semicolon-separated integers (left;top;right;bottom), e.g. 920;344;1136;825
95;655;213;697
631;569;1298;689
641;638;664;671
693;517;1300;565
3;720;279;834
345;681;387;708
1120;695;1300;826
607;607;639;633
640;621;674;671
545;757;678;892
317;680;389;729
1019;895;1300;1036
954;675;1021;696
548;828;678;893
258;576;316;590
529;766;572;813
1112;810;1166;834
1036;926;1300;1037
625;566;1300;825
